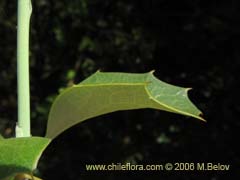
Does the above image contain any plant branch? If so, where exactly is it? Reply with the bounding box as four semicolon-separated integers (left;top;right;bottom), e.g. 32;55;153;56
16;0;32;137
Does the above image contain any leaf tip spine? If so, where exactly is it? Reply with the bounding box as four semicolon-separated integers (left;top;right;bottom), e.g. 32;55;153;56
198;113;207;122
149;70;155;74
185;87;193;93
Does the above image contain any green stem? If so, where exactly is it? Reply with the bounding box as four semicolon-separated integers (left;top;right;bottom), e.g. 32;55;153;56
16;0;32;137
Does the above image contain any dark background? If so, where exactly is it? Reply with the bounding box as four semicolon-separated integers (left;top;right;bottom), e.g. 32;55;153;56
0;0;239;179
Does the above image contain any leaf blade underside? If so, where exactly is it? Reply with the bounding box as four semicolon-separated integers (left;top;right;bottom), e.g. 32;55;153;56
46;71;205;139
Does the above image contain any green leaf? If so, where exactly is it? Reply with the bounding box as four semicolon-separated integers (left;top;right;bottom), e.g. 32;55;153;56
0;137;51;180
46;71;205;139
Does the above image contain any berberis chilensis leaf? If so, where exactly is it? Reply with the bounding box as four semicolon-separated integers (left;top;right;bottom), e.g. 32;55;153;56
0;137;50;180
46;71;205;139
